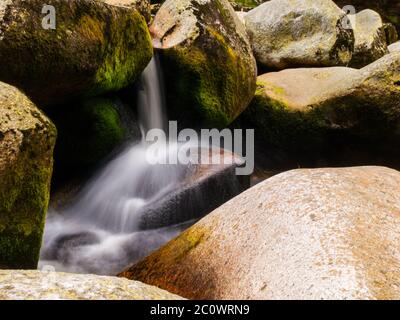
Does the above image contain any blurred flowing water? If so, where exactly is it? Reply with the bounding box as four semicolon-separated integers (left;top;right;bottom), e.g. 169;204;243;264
39;56;194;275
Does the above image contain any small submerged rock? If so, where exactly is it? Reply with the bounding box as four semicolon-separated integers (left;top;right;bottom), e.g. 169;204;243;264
0;270;184;300
120;166;400;300
138;148;249;229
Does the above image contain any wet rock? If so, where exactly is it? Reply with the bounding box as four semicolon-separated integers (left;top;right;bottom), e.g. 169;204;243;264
0;0;153;106
138;149;250;229
0;81;56;269
150;0;257;128
40;221;192;275
244;0;354;69
0;270;184;299
120;166;400;299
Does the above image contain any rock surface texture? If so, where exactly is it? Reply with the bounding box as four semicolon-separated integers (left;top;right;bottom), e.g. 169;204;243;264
244;0;354;69
121;166;400;300
0;270;184;300
0;81;56;269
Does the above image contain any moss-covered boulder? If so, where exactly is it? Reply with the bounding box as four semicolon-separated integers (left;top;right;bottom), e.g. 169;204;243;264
120;166;400;299
0;0;153;107
244;0;354;70
150;0;257;128
49;96;140;173
0;81;56;269
235;52;400;160
97;0;151;22
349;10;388;68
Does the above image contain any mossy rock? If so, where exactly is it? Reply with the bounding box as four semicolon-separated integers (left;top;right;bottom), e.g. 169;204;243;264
49;96;140;173
0;0;153;107
234;52;400;162
244;0;355;70
150;0;257;128
0;81;56;269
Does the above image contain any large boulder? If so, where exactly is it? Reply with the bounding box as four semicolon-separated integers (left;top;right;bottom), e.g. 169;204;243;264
0;0;153;107
150;0;257;128
120;166;400;299
0;82;56;269
0;270;184;299
244;0;354;69
235;52;400;161
349;9;388;68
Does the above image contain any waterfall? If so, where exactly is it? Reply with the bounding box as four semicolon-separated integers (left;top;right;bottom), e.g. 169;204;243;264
137;55;167;133
39;56;191;274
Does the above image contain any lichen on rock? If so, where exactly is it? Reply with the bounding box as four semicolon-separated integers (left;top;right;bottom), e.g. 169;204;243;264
0;81;56;269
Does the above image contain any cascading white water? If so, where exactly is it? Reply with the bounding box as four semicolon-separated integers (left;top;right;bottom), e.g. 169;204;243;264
39;56;192;275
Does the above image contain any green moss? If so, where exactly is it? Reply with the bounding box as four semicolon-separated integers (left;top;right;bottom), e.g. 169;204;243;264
0;115;56;269
237;82;328;154
161;26;254;128
0;0;153;106
51;97;125;170
230;0;260;8
93;10;153;95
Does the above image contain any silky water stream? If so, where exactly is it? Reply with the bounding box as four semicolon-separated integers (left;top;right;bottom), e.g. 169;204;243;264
39;56;245;275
